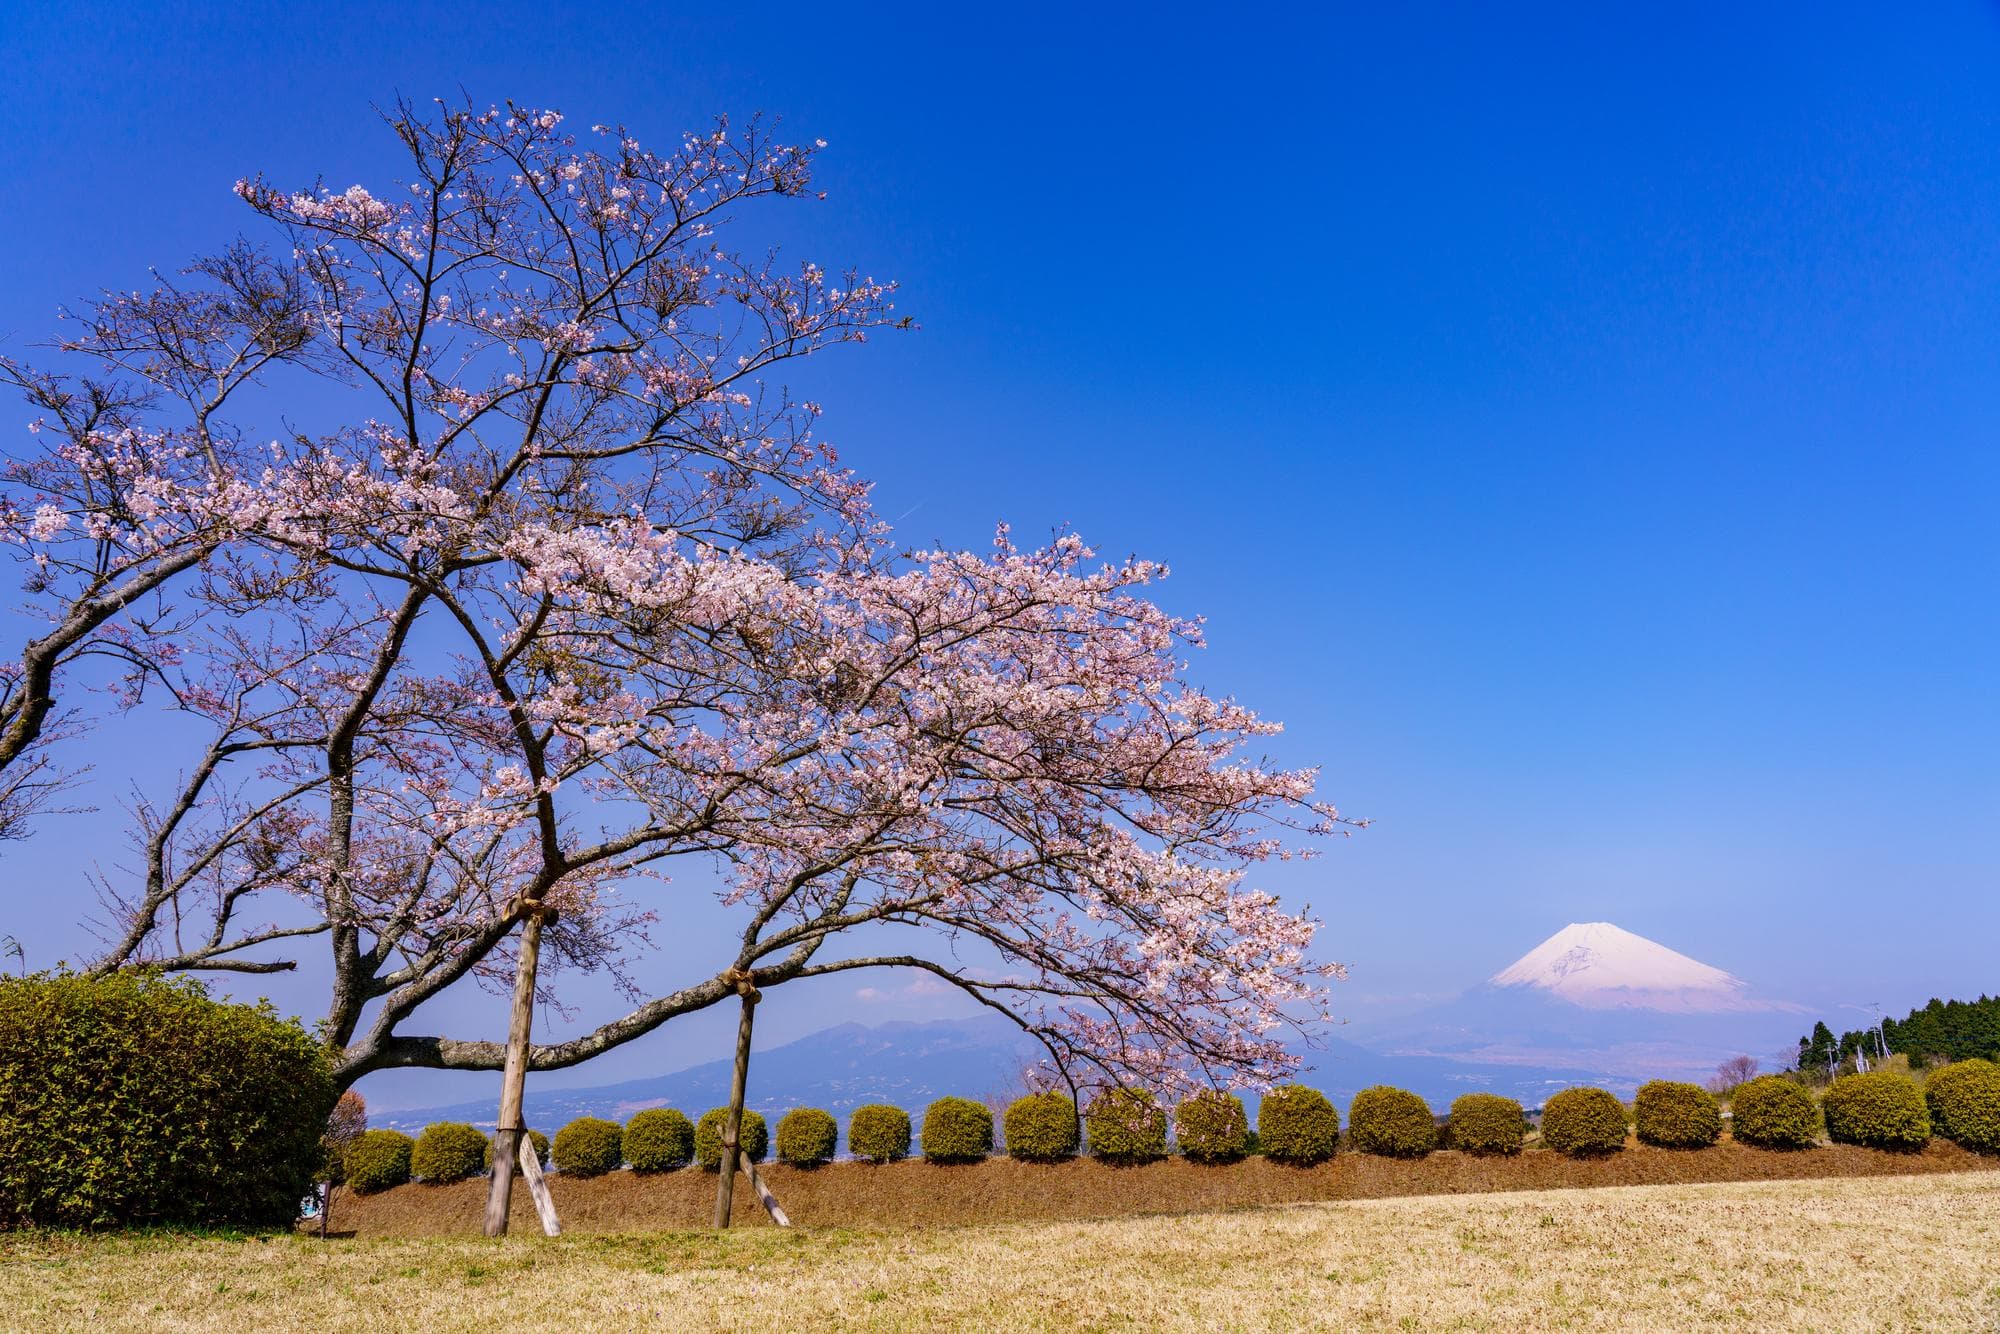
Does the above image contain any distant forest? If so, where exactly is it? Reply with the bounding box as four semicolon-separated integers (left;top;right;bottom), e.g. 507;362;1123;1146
1795;994;2000;1072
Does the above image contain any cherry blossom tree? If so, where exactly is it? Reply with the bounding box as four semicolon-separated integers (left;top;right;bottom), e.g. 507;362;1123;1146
1;100;1352;1171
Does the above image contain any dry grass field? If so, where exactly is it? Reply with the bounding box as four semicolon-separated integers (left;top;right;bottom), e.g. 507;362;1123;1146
5;1172;1998;1331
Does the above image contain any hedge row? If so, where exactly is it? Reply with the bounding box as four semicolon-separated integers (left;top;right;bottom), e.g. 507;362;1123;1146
350;1064;2000;1192
0;971;334;1228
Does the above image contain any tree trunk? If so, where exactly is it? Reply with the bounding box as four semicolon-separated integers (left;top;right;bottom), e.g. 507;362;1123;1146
712;983;758;1229
483;905;547;1238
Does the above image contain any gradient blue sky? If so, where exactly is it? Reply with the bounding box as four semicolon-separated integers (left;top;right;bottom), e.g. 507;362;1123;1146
2;2;1995;1108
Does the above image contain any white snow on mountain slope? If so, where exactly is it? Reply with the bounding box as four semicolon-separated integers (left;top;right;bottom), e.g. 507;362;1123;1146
1489;922;1771;1013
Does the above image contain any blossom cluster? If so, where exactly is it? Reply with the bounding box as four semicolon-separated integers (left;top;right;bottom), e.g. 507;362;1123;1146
2;99;1346;1095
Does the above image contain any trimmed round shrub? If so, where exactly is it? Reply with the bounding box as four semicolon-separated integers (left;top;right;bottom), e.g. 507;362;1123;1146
848;1104;912;1163
483;1128;551;1170
1084;1088;1169;1165
345;1129;415;1194
1175;1090;1249;1164
551;1116;625;1176
412;1122;489;1183
1730;1076;1820;1149
1540;1087;1627;1157
1004;1092;1080;1162
1823;1072;1930;1151
322;1089;368;1185
776;1107;839;1167
1258;1085;1339;1166
1926;1059;2000;1153
0;970;334;1228
1448;1093;1525;1155
695;1107;769;1170
1348;1086;1437;1157
921;1096;994;1163
623;1109;695;1172
1633;1080;1722;1149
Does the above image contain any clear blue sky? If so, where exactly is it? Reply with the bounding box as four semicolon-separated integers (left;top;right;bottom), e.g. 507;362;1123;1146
3;2;1995;1108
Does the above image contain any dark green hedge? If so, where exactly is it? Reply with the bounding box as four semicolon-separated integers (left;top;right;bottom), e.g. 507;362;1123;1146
1822;1073;1929;1151
1540;1087;1627;1157
1257;1085;1339;1166
1925;1060;2000;1153
483;1128;551;1170
1729;1076;1819;1149
1448;1093;1525;1155
1085;1089;1169;1165
1175;1091;1249;1164
624;1109;695;1172
921;1097;994;1164
847;1104;912;1164
1633;1080;1721;1149
695;1108;769;1170
1004;1093;1080;1162
0;970;333;1228
345;1129;414;1193
775;1108;839;1167
411;1122;488;1183
1348;1086;1436;1158
551;1116;625;1176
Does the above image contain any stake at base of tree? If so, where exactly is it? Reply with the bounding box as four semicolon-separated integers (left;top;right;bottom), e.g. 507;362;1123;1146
517;1131;561;1236
740;1156;790;1228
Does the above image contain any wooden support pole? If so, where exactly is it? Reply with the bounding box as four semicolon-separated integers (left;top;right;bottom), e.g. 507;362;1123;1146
740;1156;792;1228
712;981;758;1229
518;1131;561;1237
484;903;548;1238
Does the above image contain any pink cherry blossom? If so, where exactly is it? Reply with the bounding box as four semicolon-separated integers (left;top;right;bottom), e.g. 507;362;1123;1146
3;98;1351;1102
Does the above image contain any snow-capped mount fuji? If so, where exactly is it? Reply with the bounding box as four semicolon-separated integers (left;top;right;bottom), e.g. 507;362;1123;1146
1488;922;1762;1014
1362;922;1803;1081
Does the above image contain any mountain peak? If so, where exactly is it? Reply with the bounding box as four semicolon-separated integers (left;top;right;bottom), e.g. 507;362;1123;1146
1489;922;1760;1013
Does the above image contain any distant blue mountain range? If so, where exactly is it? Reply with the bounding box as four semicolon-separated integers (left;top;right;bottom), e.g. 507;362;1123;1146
378;1016;1631;1133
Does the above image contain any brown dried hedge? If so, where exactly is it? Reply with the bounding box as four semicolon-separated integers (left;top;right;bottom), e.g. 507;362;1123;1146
1634;1080;1721;1149
320;1140;2000;1238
